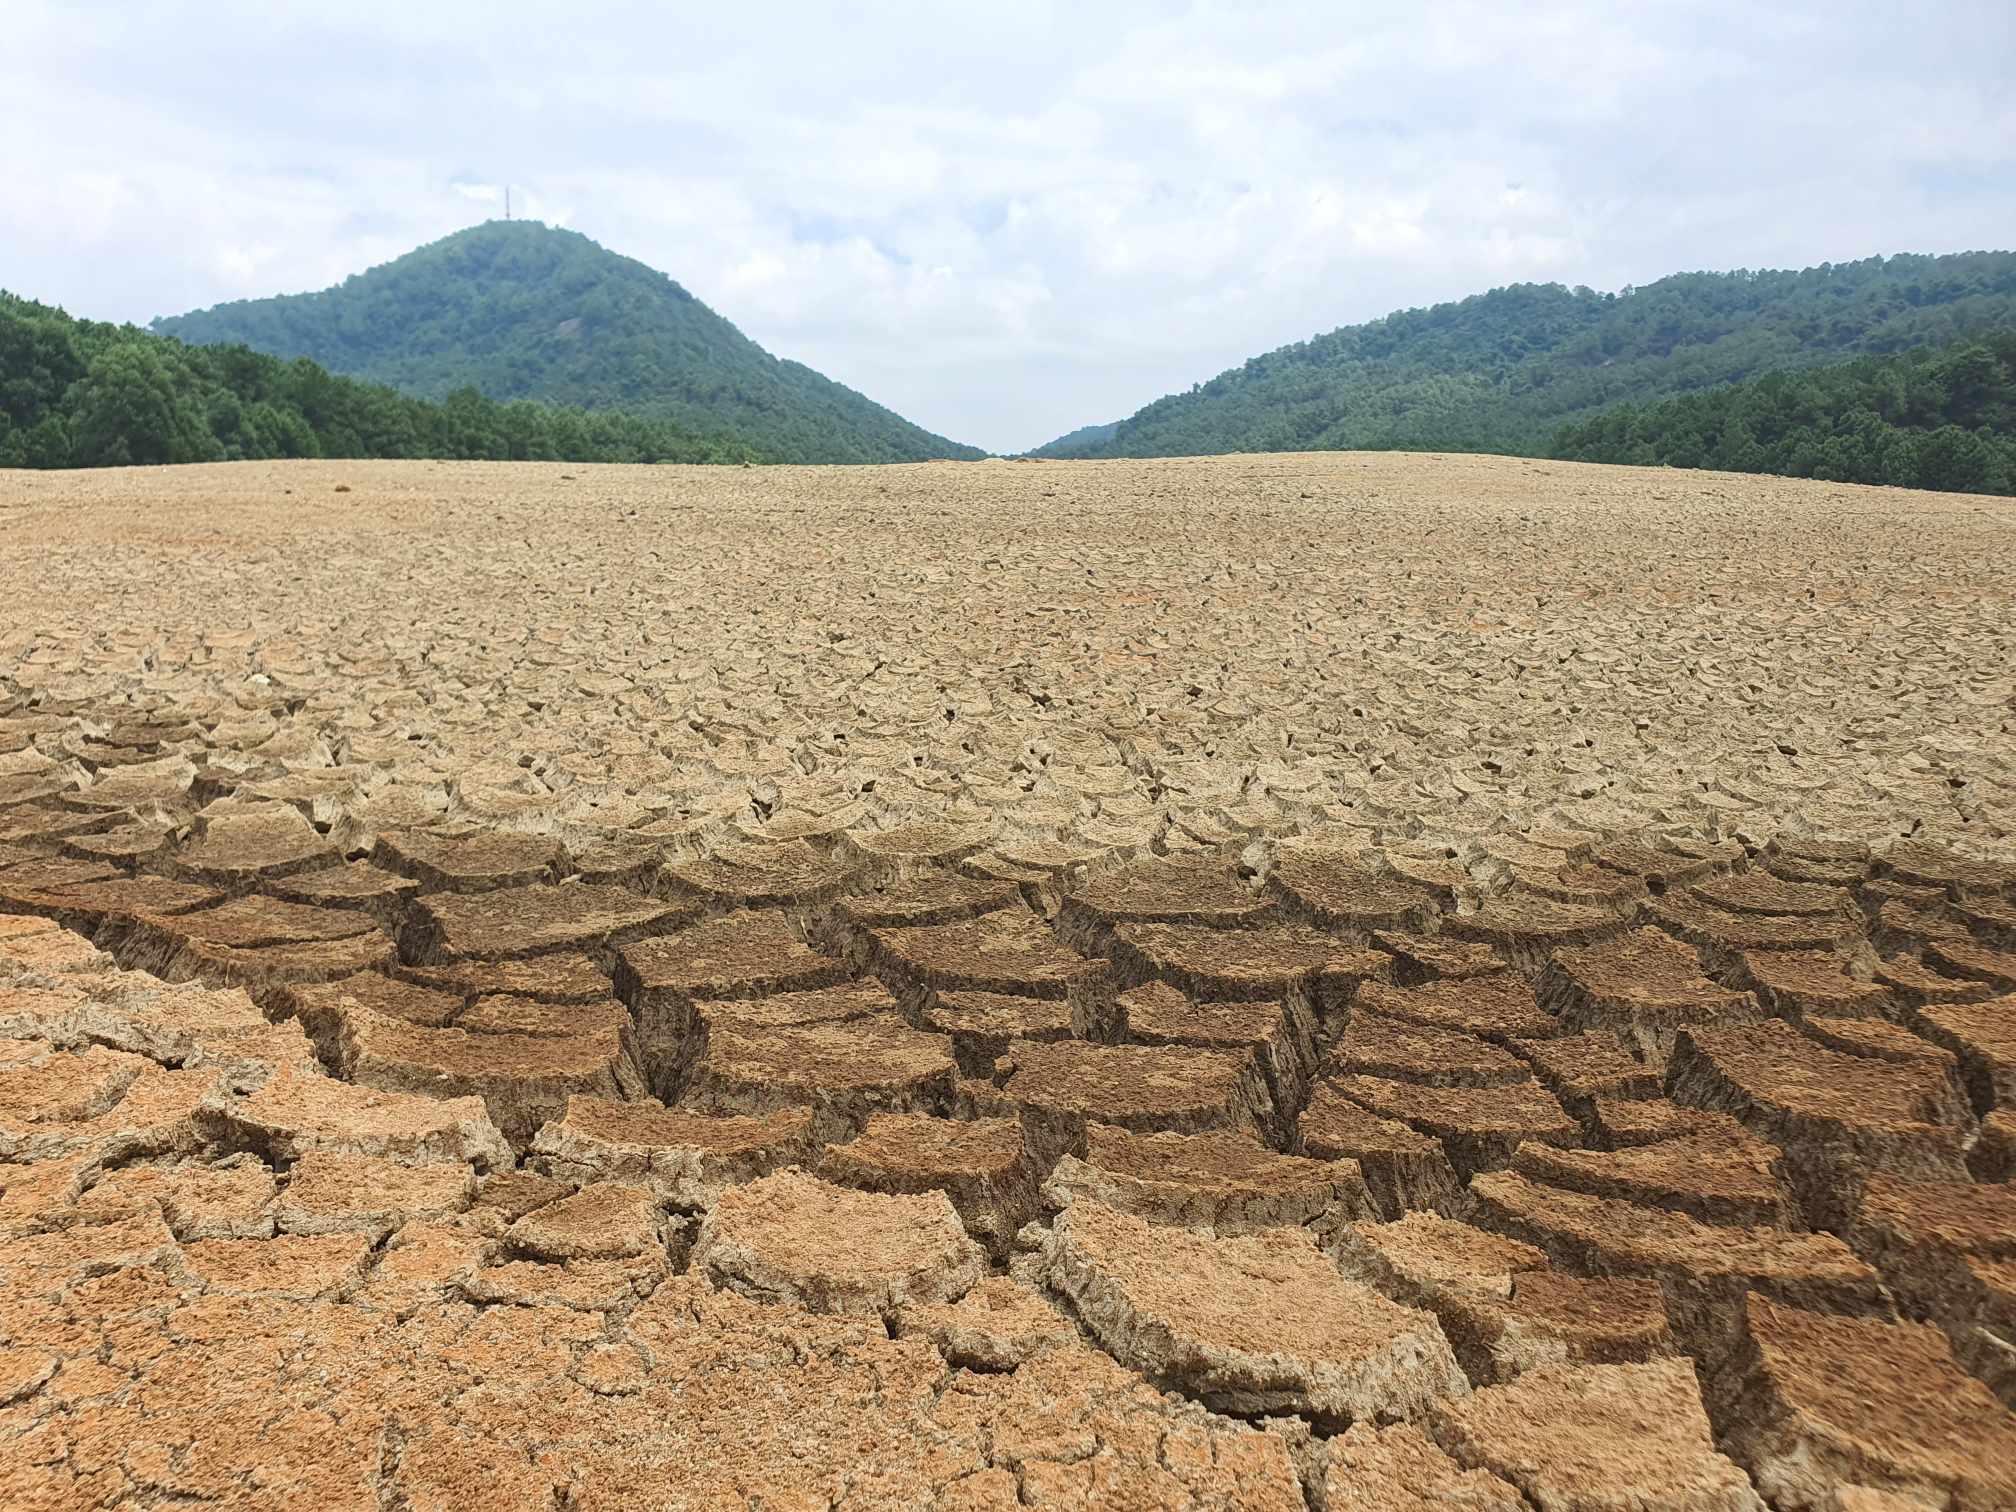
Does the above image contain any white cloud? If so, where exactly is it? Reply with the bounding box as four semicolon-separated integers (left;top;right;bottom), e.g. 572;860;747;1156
1;0;2011;451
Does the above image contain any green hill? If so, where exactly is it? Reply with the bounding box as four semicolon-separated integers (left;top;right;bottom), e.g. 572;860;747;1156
1031;252;2016;459
0;291;754;468
153;221;983;464
1551;332;2016;495
1030;421;1120;455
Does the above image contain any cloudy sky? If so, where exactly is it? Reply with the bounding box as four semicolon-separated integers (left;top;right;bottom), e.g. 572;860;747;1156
5;2;2012;452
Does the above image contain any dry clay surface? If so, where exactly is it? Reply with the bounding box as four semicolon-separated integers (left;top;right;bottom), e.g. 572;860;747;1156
0;453;2013;1510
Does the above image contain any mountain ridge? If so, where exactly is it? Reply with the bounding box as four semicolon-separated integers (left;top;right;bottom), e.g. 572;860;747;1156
1028;251;2016;459
154;221;984;464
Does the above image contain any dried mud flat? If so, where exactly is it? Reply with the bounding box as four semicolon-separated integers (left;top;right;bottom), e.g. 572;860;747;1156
0;453;2013;1510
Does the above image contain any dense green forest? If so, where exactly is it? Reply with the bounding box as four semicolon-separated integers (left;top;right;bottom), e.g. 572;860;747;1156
153;221;983;464
1031;252;2016;460
0;292;760;468
1036;420;1121;453
1551;333;2016;495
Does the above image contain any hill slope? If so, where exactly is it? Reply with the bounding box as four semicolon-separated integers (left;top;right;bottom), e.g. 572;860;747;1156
1035;420;1121;454
1;291;751;468
1551;332;2016;495
154;221;983;464
1032;252;2016;459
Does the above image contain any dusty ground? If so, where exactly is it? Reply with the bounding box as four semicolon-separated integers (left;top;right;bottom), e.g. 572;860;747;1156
0;454;2012;1509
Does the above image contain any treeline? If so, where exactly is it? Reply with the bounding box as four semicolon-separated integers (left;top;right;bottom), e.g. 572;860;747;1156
0;291;762;470
1033;252;2016;460
1550;333;2016;495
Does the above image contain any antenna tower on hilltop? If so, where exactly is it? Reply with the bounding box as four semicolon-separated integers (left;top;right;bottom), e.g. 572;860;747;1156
505;185;512;220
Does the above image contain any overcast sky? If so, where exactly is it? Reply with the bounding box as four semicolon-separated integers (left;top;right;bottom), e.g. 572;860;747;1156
5;2;2013;453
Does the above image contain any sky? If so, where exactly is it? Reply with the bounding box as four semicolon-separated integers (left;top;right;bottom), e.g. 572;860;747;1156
4;2;2013;454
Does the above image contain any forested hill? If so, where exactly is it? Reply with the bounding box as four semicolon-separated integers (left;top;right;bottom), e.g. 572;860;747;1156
153;221;984;464
1036;421;1121;453
1551;333;2016;496
0;291;757;468
1030;252;2016;459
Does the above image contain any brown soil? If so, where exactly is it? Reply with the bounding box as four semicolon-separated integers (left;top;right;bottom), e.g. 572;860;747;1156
996;1038;1275;1164
1319;1421;1525;1510
1738;948;1894;1018
1510;1127;1798;1227
1541;925;1768;1066
833;871;1021;927
1060;855;1273;928
0;873;223;935
396;950;614;1003
1428;1358;1764;1508
1513;1030;1663;1113
1471;1168;1889;1367
1328;1007;1534;1088
165;806;336;883
1592;834;1733;889
1329;1072;1579;1179
398;881;692;969
1332;1211;1672;1384
1045;1124;1373;1239
1108;919;1391;1007
1373;930;1513;984
1668;1019;1973;1227
328;1001;637;1148
662;837;863;908
683;1015;955;1137
530;1093;817;1208
1648;890;1864;954
693;1168;983;1317
271;973;478;1050
1691;868;1856;917
894;1273;1077;1371
373;829;565;892
1030;1194;1465;1424
1927;937;2016;992
266;859;420;915
818;1112;1038;1258
1714;1295;2016;1509
867;908;1107;998
3;453;2013;1504
690;978;898;1033
1587;1096;1751;1148
136;894;382;950
273;1150;474;1237
1442;892;1636;970
1296;1083;1464;1218
918;988;1076;1076
1267;847;1444;933
1115;979;1316;1137
1912;992;2016;1114
1848;1173;2016;1388
1355;975;1558;1043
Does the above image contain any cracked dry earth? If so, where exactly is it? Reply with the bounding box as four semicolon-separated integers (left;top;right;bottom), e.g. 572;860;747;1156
0;454;2014;1511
